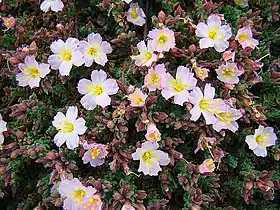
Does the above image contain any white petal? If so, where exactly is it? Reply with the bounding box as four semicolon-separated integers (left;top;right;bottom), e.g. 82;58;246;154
245;135;258;150
253;146;267;157
40;1;51;12
16;73;28;87
93;53;108;66
195;22;209;37
161;89;176;100
74;118;87;135
204;83;215;99
138;159;150;175
199;38;215;49
59;61;72;76
50;0;64;12
103;79;119;95
149;160;162;176
38;63;51;78
0;133;4;144
66;106;78;121
190;105;202;122
154;151;170;166
100;41;112;54
94;94;111;108
81;94;97;110
142;141;159;150
207;14;221;27
173;90;189;106
28;77;41;88
66;133;79;150
88;33;102;45
72;51;84;67
201;110;217;125
65;38;79;50
50;39;65;54
77;79;92;95
189;87;203;104
54;133;67;147
52;112;66;127
48;54;62;70
91;70;107;85
214;40;229;52
131;149;142;160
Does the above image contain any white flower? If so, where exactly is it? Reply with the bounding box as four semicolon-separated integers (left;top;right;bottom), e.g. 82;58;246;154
195;14;232;52
132;40;157;67
77;70;119;110
16;55;50;88
48;38;84;76
78;33;112;67
213;108;243;132
40;0;64;13
131;141;170;176
148;28;176;52
245;125;277;157
0;114;7;144
126;3;146;26
52;106;87;150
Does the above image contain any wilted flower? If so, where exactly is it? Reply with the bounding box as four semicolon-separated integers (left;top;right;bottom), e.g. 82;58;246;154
132;40;157;67
195;136;217;153
82;194;103;210
3;16;16;29
144;64;167;91
148;28;176;52
162;66;197;106
234;0;249;8
189;84;226;124
16;55;50;88
52;106;87;150
199;159;215;174
48;38;84;76
195;14;232;52
213;108;243;132
59;178;96;209
126;3;146;26
132;141;170;176
78;33;112;67
0;114;7;145
77;70;119;110
40;0;64;12
194;67;209;81
235;26;259;49
222;50;235;62
82;143;108;167
216;62;243;84
145;124;161;142
245;125;277;157
128;88;147;107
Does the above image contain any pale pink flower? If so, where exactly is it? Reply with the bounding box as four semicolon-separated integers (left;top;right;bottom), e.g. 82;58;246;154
145;124;161;142
189;84;226;125
121;201;136;210
48;38;84;76
199;159;215;174
161;66;197;106
194;67;209;81
16;55;50;88
82;143;108;167
0;114;7;145
77;70;119;110
40;0;64;12
213;108;243;133
195;14;232;52
195;136;217;153
216;62;243;84
3;16;16;29
131;141;170;176
245;125;277;157
78;33;112;67
132;40;157;67
126;3;146;26
144;64;167;91
52;106;87;150
235;26;259;49
128;88;147;107
222;50;235;62
82;194;103;210
148;28;176;52
59;178;96;210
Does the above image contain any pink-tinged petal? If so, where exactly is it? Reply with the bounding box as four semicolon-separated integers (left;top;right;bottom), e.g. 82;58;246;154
253;146;267;157
173;89;189;106
50;39;65;53
199;38;215;49
16;73;28;87
153;150;170;166
149;160;162;176
190;105;201;121
77;79;92;95
189;87;203;104
54;133;67;147
213;40;229;52
138;159;150;175
65;38;79;50
204;83;215;99
72;51;84;67
100;41;112;54
78;40;90;51
142;141;159;150
48;54;62;70
58;179;72;196
88;33;102;45
66;133;79;150
90;158;105;167
18;63;27;71
40;1;52;12
195;22;209;37
28;77;41;88
220;25;232;39
50;0;64;12
103;79;119;95
245;135;258;150
91;70;107;84
66;106;78;121
38;63;50;78
131;148;143;160
137;41;147;52
84;54;94;67
201;110;217;125
212;121;224;132
24;55;36;68
81;94;97;110
161;89;176;100
94;94;111;108
59;61;72;76
74;118;87;135
207;14;221;27
93;53;108;66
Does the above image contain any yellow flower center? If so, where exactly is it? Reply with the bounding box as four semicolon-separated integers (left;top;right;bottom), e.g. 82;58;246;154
199;98;211;110
87;45;100;57
147;131;160;141
205;160;215;170
135;97;144;105
158;34;168;44
256;134;269;147
57;120;74;133
142;151;154;168
131;8;139;19
239;33;250;43
218;112;232;124
170;78;188;93
24;66;40;78
6;19;13;26
91;149;101;159
143;51;152;61
86;85;104;96
60;49;72;61
222;68;236;80
208;26;219;40
150;73;160;86
72;189;86;204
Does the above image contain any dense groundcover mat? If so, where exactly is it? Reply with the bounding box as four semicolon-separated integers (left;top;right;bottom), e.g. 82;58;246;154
0;0;280;209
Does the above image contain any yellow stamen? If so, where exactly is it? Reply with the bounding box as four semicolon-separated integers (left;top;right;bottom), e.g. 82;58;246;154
149;73;160;86
170;78;188;93
57;120;75;133
142;151;154;168
90;149;101;159
238;33;250;43
24;66;40;78
60;49;72;61
143;51;152;61
158;33;168;44
86;85;104;96
131;8;139;19
72;189;86;204
222;68;236;80
208;26;219;40
199;98;211;110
